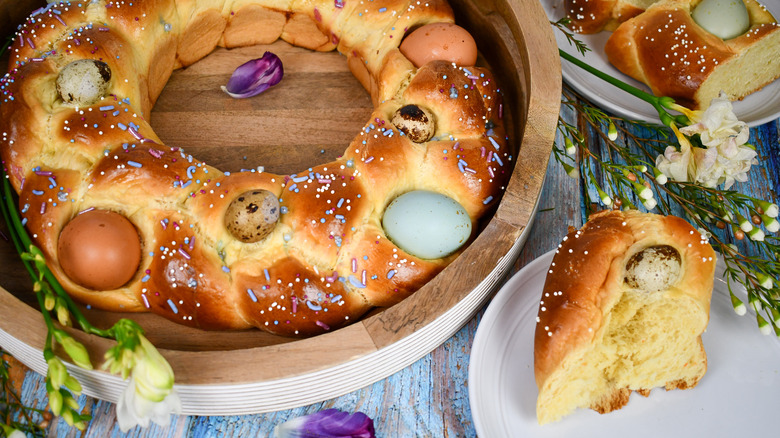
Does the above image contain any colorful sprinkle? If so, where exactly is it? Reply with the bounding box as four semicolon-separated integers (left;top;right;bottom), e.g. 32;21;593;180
167;299;178;314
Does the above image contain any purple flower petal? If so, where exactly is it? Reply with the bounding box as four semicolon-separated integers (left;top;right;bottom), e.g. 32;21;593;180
221;51;283;99
274;409;376;438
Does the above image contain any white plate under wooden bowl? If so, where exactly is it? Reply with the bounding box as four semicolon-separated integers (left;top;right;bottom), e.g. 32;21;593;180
0;0;561;414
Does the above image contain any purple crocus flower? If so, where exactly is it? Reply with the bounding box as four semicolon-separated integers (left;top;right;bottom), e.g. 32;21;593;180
221;51;283;99
274;409;376;438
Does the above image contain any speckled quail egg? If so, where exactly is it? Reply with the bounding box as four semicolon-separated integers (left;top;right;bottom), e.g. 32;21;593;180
382;190;471;259
624;245;682;292
56;59;112;106
392;104;436;143
692;0;750;40
225;189;280;243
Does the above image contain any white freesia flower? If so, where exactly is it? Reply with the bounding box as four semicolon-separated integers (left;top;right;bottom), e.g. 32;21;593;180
659;94;756;188
115;336;181;432
655;134;692;183
679;97;750;148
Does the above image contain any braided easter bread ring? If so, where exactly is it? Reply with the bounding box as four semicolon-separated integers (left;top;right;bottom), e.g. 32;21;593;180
0;0;514;337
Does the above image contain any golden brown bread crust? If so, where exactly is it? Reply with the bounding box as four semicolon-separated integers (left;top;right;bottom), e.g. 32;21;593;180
534;210;716;415
564;0;650;34
604;0;780;108
0;1;510;336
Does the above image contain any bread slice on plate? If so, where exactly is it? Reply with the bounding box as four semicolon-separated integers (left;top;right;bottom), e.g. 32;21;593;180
534;210;717;424
605;0;780;109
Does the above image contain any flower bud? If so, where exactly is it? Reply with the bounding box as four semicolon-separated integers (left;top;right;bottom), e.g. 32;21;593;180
64;391;81;410
55;333;93;370
748;226;765;241
653;168;668;185
755;200;779;218
47;357;67;391
659;96;677;109
730;291;746;316
607;120;618;141
596;186;612;206
48;388;64;416
761;215;779;233
44;292;56;311
749;294;762;313
642;197;657;210
660;112;675;128
564;136;576;155
56;298;71;327
632;180;653;200
0;425;26;438
562;162;579;179
60;408;76;427
735;213;753;232
619;196;636;211
134;336;175;403
757;314;772;336
65;375;83;395
756;272;774;290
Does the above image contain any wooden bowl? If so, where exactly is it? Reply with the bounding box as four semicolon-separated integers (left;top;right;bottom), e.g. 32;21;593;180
0;0;560;414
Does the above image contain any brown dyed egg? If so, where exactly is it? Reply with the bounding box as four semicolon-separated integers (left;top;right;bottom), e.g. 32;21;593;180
57;209;141;290
399;22;478;68
225;189;280;243
392;104;436;143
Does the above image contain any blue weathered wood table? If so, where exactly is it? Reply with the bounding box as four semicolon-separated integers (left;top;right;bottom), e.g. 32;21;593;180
8;97;778;437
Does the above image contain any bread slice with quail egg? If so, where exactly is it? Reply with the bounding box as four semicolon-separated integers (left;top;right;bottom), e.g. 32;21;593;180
534;210;716;424
604;0;780;109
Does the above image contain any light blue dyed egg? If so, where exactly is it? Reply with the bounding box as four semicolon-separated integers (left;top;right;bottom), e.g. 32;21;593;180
692;0;750;40
382;190;472;260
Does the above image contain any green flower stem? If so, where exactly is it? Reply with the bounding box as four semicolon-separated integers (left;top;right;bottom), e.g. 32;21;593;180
1;172;108;338
1;185;58;359
558;49;689;126
0;183;30;261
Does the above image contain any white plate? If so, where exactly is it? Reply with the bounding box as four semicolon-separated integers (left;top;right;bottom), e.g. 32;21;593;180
541;0;780;127
469;250;780;437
